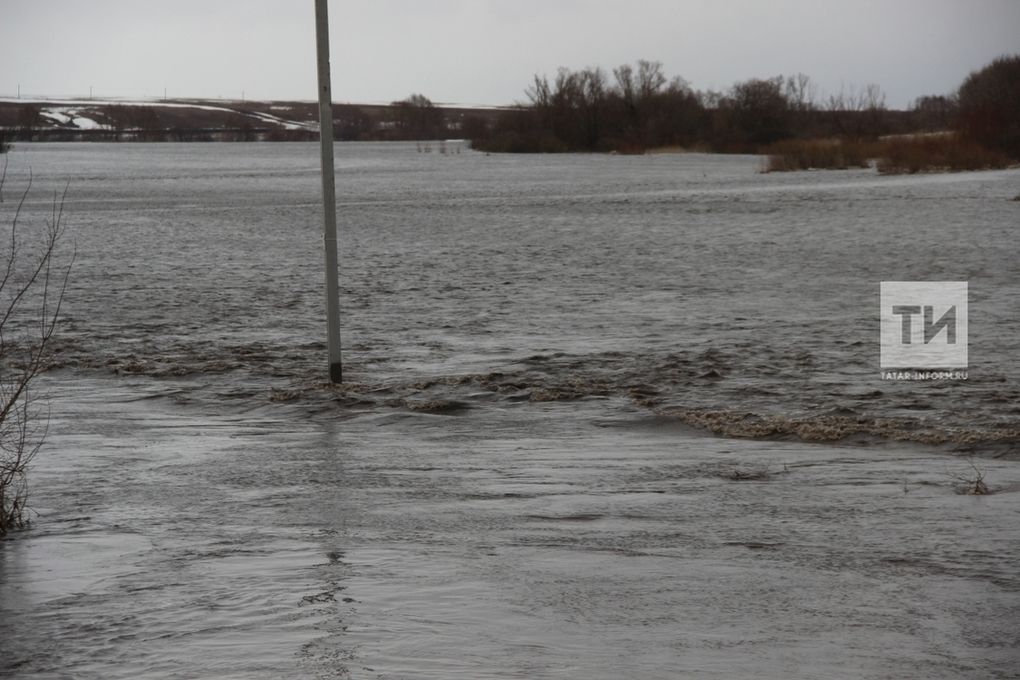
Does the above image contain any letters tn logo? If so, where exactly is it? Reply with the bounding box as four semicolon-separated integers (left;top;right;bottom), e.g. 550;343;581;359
880;281;968;369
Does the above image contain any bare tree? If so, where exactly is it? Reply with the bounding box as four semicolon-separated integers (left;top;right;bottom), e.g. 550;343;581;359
0;171;73;535
911;94;958;131
636;60;667;100
957;54;1020;159
390;93;444;140
613;63;635;109
784;73;817;112
17;105;41;141
526;74;551;108
826;82;888;138
727;76;791;145
827;82;885;114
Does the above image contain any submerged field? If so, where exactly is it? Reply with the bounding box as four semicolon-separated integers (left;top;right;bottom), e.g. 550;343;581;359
0;143;1018;678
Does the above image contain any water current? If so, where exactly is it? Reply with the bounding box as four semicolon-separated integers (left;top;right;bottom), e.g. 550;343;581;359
0;143;1017;678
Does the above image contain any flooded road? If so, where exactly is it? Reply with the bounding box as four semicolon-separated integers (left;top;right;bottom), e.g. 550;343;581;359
4;376;1019;678
1;143;1018;677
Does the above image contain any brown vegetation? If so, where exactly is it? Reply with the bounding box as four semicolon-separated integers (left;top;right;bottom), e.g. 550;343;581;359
956;55;1020;160
473;62;900;154
876;134;1011;174
477;61;707;153
475;53;1020;167
763;138;873;172
764;133;1013;174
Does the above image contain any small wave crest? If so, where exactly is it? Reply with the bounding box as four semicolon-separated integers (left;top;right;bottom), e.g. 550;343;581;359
39;337;1020;455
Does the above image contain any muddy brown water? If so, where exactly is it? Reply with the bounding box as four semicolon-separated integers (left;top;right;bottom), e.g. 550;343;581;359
0;143;1018;678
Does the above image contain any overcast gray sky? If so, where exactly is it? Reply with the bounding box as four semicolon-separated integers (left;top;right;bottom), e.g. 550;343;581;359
2;0;1018;108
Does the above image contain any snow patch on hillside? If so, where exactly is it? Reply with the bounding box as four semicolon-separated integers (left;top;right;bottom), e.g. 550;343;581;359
0;97;318;132
39;106;106;129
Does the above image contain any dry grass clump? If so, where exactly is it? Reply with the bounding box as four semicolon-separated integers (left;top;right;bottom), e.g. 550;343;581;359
763;134;1014;174
876;135;1011;174
763;138;873;172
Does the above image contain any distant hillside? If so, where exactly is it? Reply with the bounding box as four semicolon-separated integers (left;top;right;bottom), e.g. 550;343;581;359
0;98;508;143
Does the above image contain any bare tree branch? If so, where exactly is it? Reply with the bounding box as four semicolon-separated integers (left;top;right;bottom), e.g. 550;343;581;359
0;176;73;535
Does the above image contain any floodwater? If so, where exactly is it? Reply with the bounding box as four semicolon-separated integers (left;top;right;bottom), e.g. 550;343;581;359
1;143;1018;678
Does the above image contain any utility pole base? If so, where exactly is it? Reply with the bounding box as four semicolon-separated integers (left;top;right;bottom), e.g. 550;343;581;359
316;0;343;385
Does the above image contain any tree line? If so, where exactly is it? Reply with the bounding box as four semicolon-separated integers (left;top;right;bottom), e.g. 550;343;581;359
3;54;1015;158
471;56;1020;159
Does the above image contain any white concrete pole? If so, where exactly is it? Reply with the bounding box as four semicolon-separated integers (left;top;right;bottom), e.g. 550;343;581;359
315;0;343;383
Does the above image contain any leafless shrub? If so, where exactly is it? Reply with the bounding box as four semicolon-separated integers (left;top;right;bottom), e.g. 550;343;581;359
948;457;992;496
0;171;73;535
